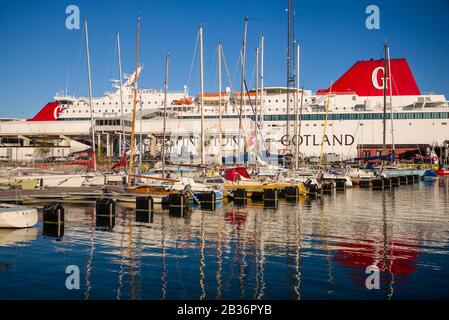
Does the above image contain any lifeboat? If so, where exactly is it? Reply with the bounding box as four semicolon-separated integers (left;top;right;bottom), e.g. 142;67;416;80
172;97;193;105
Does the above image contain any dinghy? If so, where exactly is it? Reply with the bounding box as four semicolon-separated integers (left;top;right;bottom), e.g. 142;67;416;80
0;204;38;228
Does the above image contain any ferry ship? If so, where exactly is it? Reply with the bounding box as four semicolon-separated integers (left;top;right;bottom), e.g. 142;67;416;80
28;57;449;161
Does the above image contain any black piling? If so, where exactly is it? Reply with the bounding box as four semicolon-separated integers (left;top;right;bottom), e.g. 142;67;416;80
359;178;372;188
168;193;189;217
233;189;247;206
42;203;65;238
136;196;154;223
390;176;400;187
322;181;334;194
285;186;299;202
399;175;408;185
383;177;391;189
335;179;347;192
199;191;217;211
413;174;419;184
263;188;278;209
96;198;116;231
372;178;384;190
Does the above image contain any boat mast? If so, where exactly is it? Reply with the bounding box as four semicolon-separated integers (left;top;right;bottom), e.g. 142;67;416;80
387;45;395;162
161;53;170;179
84;20;97;171
260;36;265;161
199;25;205;166
319;83;332;168
117;32;126;170
286;0;296;142
382;42;387;159
128;16;141;183
218;42;223;166
139;94;143;174
238;16;248;164
294;42;300;170
255;46;260;170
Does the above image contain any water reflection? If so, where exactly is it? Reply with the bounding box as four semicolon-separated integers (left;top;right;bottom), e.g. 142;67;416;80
0;178;448;299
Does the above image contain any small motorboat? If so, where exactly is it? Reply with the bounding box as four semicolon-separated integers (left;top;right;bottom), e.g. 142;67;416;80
0;204;38;228
422;169;438;180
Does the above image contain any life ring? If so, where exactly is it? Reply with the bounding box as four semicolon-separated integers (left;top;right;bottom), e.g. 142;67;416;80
431;155;438;162
40;164;48;169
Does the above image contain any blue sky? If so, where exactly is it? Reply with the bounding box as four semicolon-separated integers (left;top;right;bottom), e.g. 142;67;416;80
1;0;448;118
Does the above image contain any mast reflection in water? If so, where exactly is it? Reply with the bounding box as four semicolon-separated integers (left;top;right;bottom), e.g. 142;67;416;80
0;178;448;299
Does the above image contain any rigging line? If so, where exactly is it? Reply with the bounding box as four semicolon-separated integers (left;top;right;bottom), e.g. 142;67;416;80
231;51;242;91
243;79;255;115
186;30;200;89
220;45;235;94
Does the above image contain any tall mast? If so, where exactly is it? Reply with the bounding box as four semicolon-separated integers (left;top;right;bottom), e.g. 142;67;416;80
128;16;141;183
260;36;265;159
255;46;259;169
139;94;143;174
294;42;300;170
286;0;296;141
387;45;395;161
161;53;170;179
218;41;223;165
238;16;248;164
382;42;387;158
199;25;205;166
117;32;126;169
319;83;332;168
84;20;97;171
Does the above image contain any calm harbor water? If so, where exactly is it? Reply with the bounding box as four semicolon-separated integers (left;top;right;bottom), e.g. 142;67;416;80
1;178;449;300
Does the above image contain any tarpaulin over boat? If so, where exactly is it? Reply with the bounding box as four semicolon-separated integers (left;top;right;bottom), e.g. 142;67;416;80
66;151;96;169
111;151;127;171
224;167;251;182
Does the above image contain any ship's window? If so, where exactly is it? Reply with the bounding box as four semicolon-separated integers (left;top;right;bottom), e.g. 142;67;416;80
283;100;285;103
109;102;111;105
268;100;271;103
276;100;278;103
442;122;447;125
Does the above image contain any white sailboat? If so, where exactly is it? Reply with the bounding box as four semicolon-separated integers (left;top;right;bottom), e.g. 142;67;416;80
0;204;38;228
